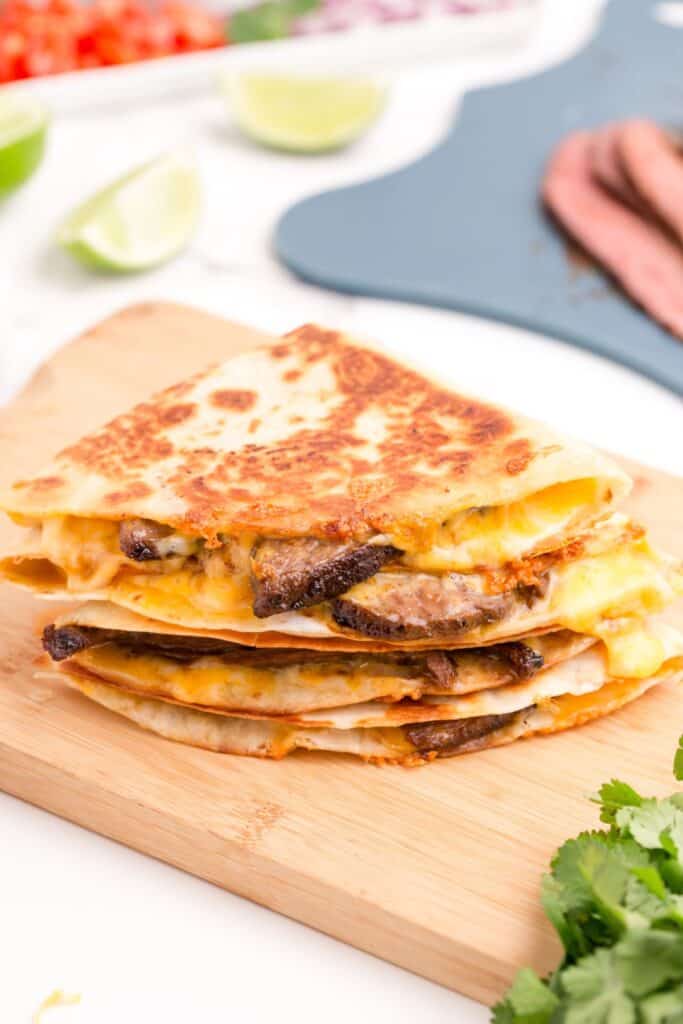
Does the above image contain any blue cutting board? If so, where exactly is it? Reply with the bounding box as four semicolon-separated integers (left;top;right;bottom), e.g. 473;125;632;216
276;0;683;395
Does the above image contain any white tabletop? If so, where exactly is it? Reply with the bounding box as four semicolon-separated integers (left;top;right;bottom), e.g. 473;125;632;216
2;1;682;1020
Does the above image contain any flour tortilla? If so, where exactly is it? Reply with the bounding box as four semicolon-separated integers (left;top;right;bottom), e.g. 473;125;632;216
54;666;677;763
61;624;683;726
1;324;629;541
60;600;593;714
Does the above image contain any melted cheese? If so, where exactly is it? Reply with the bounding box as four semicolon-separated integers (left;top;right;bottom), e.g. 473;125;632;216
26;478;604;592
7;514;682;673
72;644;423;714
396;479;604;570
550;537;683;678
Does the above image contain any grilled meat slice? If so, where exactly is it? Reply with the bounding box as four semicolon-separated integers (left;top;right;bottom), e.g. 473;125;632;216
250;537;401;617
42;623;113;661
332;572;512;641
542;131;683;340
118;518;197;562
404;706;534;757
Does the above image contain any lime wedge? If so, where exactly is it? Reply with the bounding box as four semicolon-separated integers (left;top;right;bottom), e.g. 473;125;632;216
222;74;386;153
0;94;48;195
57;152;200;272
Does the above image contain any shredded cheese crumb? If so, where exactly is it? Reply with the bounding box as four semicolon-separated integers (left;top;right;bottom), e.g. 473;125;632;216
33;990;81;1023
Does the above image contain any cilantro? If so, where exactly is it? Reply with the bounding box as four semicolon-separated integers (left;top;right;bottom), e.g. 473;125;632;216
229;0;319;43
493;969;559;1024
596;780;644;825
492;736;683;1024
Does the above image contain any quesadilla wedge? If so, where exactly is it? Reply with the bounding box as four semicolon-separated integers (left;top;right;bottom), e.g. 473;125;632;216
0;327;630;602
52;662;681;763
1;325;679;681
46;620;683;728
43;603;596;714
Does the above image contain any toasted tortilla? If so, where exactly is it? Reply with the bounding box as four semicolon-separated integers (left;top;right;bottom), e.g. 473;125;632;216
56;623;683;725
1;324;628;542
14;520;682;682
52;600;593;714
0;325;634;639
54;665;678;763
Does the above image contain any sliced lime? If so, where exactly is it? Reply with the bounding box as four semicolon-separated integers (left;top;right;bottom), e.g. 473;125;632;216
222;74;386;153
0;93;48;195
57;152;201;272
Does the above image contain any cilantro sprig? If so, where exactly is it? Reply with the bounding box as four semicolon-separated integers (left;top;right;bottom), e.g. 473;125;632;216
229;0;320;44
492;739;683;1024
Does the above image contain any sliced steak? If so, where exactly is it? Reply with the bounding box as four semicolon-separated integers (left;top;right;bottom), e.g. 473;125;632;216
542;131;683;340
118;518;196;562
42;623;114;661
404;706;534;756
43;623;237;662
491;642;544;680
332;572;512;641
618;120;683;246
250;537;401;617
589;124;649;212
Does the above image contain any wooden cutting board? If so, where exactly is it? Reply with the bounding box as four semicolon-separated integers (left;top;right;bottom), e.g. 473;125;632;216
0;302;681;1005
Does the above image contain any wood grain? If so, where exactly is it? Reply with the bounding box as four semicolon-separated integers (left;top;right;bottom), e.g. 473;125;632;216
0;302;681;1004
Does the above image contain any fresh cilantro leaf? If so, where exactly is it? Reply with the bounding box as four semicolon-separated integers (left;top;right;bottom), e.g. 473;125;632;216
616;799;683;856
675;736;683;782
229;0;319;42
493;969;559;1024
616;929;683;997
560;948;636;1024
630;865;668;901
596;781;644;825
640;986;683;1024
492;741;683;1024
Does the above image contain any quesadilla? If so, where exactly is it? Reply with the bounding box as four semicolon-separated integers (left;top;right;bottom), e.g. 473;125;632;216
49;658;681;763
42;602;595;714
0;325;679;685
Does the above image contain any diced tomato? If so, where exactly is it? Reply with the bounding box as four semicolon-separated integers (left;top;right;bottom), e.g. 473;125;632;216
0;0;225;80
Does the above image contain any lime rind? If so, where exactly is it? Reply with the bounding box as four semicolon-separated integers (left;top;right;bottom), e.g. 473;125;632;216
0;94;48;194
57;152;201;273
221;74;386;154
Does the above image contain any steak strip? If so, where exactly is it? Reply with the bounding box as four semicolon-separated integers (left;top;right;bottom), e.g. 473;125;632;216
250;537;401;617
542;131;683;340
119;519;174;561
404;706;534;756
332;572;512;641
589;125;650;213
42;624;544;683
618;120;683;247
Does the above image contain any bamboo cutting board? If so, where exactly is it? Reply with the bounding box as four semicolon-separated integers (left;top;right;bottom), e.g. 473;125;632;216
0;302;681;1005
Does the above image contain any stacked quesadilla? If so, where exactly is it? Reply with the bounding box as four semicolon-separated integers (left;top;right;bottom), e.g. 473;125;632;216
1;324;681;763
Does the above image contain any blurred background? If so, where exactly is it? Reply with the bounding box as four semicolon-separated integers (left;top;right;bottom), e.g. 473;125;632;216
1;0;682;1020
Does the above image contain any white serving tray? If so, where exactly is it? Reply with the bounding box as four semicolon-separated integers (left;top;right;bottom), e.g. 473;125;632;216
7;2;540;113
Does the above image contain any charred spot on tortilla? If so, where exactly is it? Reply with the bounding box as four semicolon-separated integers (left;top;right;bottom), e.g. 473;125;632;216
250;537;402;617
331;573;512;640
403;707;534;756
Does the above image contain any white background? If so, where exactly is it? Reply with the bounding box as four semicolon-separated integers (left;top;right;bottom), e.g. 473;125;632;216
1;1;682;1020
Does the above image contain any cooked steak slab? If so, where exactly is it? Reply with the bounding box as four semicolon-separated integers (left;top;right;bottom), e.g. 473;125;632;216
618;120;683;246
42;623;113;661
542;131;683;340
332;572;511;641
119;518;174;561
251;537;401;617
404;707;533;756
589;124;649;212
